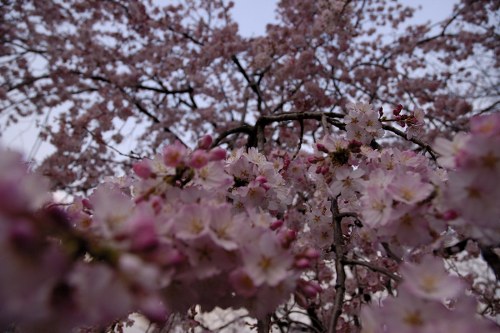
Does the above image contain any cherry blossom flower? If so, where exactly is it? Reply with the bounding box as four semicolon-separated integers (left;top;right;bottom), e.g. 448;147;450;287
243;232;293;287
387;172;434;205
361;186;393;227
433;132;469;168
400;255;464;301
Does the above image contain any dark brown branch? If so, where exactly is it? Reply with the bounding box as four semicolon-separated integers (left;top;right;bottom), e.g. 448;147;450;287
211;124;254;148
306;306;325;333
135;84;193;95
231;55;265;112
257;315;271;333
328;196;347;333
82;127;142;160
416;7;462;46
292;118;304;160
480;245;500;280
212;111;345;149
343;259;402;282
382;124;437;161
6;74;50;92
382;242;403;264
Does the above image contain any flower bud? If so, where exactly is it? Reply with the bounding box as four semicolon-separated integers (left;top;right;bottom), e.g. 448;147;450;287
208;147;226;161
197;135;213;150
188;150;209;169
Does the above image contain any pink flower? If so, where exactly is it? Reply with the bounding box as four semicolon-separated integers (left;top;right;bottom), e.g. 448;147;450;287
197;134;213;150
188;149;209;169
361;186;393;227
381;290;445;333
433;132;469;168
406;108;425;140
400;255;464;301
89;184;134;238
132;159;154;179
173;204;209;240
328;166;364;197
243;232;293;286
162;141;187;167
207;204;239;250
387;172;433;205
193;161;233;190
229;268;257;297
470;112;500;138
208;147;227;161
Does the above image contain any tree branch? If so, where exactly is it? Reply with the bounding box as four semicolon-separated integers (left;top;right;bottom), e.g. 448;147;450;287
342;259;402;282
382;124;437;161
328;196;347;333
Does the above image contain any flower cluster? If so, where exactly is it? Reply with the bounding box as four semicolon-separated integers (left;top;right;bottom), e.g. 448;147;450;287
361;255;497;333
436;113;500;244
345;102;384;144
67;137;317;324
1;110;499;332
0;150;136;332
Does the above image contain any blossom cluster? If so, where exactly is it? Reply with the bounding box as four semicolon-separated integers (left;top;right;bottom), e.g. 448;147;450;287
0;109;499;332
361;255;498;333
436;113;500;244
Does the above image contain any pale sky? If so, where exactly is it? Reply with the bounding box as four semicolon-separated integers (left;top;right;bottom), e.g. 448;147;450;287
232;0;457;36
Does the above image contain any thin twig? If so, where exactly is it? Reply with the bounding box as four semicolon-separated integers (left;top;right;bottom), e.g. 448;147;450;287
342;259;402;282
382;124;437;161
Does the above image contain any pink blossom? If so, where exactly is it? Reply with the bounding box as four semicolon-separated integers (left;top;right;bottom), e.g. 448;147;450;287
132;159;154;179
381;290;446;333
243;232;293;286
197;135;213;150
229;268;257;297
433;132;469;168
208;147;227;161
162;141;187;167
361;186;393;227
400;255;464;301
470;112;500;138
387;172;434;204
188;149;209;169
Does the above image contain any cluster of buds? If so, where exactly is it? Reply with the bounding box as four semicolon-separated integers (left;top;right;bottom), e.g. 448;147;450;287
391;104;424;128
132;135;227;181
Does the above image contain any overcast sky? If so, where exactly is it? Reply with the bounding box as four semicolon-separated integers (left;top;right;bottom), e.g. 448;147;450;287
232;0;457;37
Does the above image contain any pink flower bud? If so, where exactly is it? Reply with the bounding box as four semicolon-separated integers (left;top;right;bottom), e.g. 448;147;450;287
255;175;267;184
164;248;185;266
302;284;320;298
163;142;187;167
270;219;284;230
279;228;297;248
294;258;311;269
150;196;163;215
82;198;92;209
9;220;37;253
304;248;320;259
188;150;209;169
133;160;153;179
197;135;213;150
140;296;168;323
208;147;226;161
442;210;458;221
316;143;329;153
131;221;158;252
